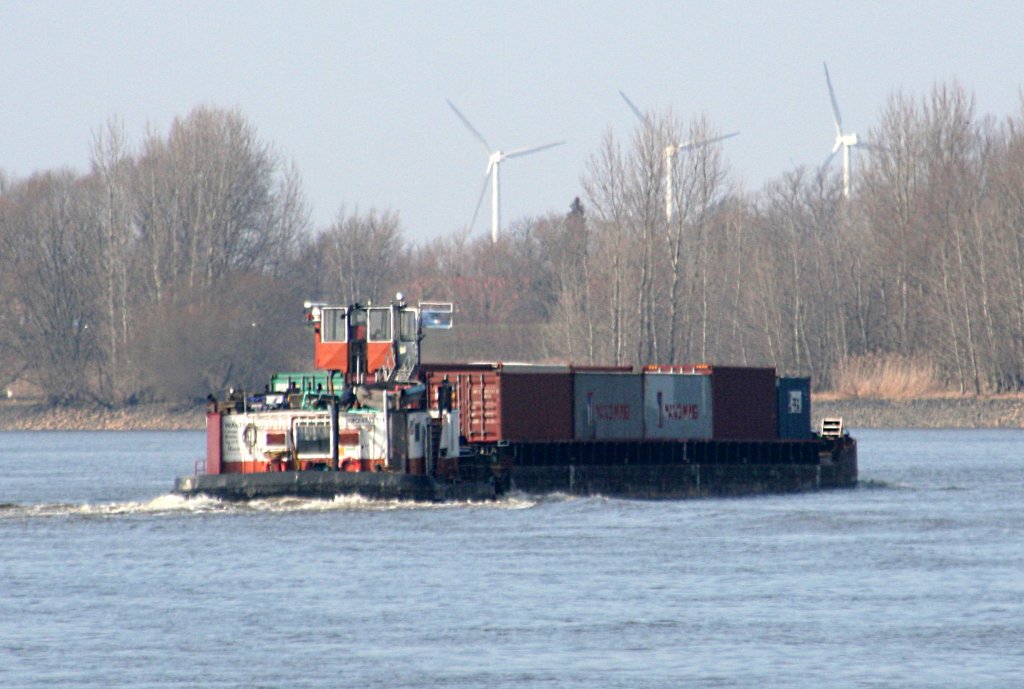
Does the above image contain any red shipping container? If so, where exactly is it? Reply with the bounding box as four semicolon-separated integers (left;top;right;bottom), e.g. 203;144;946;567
710;366;778;440
422;363;573;443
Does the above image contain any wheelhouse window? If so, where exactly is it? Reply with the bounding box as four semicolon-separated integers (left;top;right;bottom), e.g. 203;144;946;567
419;302;454;330
399;309;418;342
321;308;348;343
368;307;392;342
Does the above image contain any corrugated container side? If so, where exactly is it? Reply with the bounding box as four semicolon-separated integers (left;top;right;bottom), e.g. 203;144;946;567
643;373;713;439
711;366;778;440
499;373;573;441
422;365;573;443
573;372;644;440
776;377;812;439
423;368;498;442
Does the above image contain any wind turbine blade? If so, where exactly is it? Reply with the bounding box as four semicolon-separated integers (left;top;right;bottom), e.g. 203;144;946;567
447;99;492;152
823;62;844;136
619;90;650;126
677;131;740;151
503;141;565;160
822;149;839;170
468;171;491;232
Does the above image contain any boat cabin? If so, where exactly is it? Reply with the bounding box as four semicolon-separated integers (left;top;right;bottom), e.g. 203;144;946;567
305;296;452;384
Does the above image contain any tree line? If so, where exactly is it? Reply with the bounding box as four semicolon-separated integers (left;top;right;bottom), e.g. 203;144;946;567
3;82;1024;406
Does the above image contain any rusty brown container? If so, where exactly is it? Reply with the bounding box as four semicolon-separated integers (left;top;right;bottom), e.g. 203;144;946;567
710;366;778;440
422;363;574;443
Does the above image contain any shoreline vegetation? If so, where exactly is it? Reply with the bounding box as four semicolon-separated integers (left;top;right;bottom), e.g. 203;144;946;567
3;395;1024;432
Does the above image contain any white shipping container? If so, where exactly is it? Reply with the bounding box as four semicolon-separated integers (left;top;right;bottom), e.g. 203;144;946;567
573;372;645;440
643;373;713;440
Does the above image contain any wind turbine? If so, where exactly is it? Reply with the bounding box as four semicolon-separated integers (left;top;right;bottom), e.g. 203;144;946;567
619;91;739;222
447;100;564;243
823;62;863;199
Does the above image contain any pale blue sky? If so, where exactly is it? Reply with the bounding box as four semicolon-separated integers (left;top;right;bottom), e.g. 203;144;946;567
3;1;1022;241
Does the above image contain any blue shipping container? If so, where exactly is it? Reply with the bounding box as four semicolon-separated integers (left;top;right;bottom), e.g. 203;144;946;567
777;377;812;439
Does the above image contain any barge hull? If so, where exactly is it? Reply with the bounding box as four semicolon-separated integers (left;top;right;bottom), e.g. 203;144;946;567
499;437;857;499
176;437;855;502
173;470;496;502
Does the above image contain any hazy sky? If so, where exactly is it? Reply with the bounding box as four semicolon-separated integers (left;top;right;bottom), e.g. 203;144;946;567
3;1;1023;242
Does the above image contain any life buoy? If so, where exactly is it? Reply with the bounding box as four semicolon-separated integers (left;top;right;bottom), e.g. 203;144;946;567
242;423;258;449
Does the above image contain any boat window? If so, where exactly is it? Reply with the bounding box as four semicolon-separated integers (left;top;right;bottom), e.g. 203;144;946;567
399;309;418;342
294;420;332;457
368;307;392;342
420;302;453;330
321;308;348;343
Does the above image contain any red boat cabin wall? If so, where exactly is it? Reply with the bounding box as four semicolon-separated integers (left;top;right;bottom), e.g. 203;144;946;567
206;411;222;475
366;342;393;373
314;333;349;370
313;306;350;370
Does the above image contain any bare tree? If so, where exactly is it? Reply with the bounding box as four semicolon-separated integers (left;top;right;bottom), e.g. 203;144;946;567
539;200;596;362
665;113;730;363
315;207;404;304
132;106;304;304
0;172;101;403
88;118;138;404
582;130;633;364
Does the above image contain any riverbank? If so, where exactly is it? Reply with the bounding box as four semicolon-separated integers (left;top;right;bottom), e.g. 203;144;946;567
813;396;1024;430
0;401;203;431
3;395;1024;431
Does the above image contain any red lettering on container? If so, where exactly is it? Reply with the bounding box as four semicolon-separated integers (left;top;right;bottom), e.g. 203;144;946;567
594;404;631;421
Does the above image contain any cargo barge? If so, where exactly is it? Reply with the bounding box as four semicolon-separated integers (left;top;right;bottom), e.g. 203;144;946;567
173;296;856;501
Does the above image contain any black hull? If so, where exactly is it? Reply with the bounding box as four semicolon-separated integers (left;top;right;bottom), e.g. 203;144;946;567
173;471;497;502
175;437;856;502
498;436;857;499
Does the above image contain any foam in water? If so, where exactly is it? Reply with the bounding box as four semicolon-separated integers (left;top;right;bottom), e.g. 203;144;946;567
0;491;541;519
240;492;541;512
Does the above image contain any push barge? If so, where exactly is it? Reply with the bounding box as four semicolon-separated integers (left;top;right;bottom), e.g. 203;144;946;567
174;296;856;501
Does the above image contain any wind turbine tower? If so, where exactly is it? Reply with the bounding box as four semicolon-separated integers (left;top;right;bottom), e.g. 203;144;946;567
447;100;564;242
824;62;863;199
619;91;738;222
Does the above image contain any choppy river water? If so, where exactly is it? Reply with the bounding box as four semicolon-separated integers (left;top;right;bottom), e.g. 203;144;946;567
1;429;1021;688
